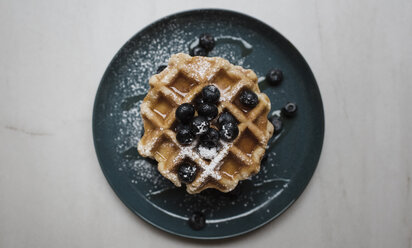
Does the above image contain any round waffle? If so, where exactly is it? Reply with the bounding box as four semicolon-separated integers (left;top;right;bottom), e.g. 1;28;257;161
138;53;274;194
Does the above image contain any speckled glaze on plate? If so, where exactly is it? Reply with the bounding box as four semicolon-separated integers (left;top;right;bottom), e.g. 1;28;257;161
93;9;324;239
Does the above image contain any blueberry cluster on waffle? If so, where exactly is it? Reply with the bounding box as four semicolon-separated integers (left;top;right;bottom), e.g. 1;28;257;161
138;53;274;194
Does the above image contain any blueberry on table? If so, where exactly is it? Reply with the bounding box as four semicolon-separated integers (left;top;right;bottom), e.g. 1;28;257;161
239;89;259;108
200;127;220;148
271;116;283;134
191;116;209;135
282;102;298;117
176;125;195;145
219;122;239;142
218;112;237;127
199;33;215;52
201;85;220;104
175;103;195;124
189;46;208;57
178;162;197;183
156;65;167;74
265;69;283;85
188;211;206;230
197;103;218;121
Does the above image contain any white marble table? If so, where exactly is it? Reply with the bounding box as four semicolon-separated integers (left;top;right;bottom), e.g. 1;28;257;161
1;1;411;247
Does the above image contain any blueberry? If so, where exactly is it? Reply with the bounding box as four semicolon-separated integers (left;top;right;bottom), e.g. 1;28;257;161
178;162;197;183
239;89;259;108
176;125;195;145
218;112;237;127
189;46;208;56
265;69;283;85
200;127;220;148
199;33;215;52
188;211;206;230
175;123;193;133
191;116;209;135
271;116;283;134
197;103;218;121
282;102;298;117
219;122;239;142
201;85;220;104
175;103;195;124
193;94;205;108
156;65;167;74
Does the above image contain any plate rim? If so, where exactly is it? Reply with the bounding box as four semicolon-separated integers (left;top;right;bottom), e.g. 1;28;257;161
92;8;325;240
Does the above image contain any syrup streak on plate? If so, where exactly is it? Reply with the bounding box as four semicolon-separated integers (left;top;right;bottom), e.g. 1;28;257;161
146;187;176;197
252;177;290;187
147;201;189;221
205;188;287;224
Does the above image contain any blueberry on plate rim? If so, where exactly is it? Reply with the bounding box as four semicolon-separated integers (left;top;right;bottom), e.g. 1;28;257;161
199;33;215;52
188;211;206;230
190;46;208;57
177;162;197;183
282;102;298;117
175;103;195;124
265;68;283;85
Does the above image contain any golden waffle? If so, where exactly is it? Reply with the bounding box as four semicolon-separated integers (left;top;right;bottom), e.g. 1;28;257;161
138;53;274;194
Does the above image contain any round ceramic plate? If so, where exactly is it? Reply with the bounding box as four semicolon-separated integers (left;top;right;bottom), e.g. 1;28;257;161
93;9;324;239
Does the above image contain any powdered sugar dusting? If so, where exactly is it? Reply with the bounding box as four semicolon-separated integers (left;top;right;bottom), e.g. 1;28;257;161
198;146;218;160
198;141;232;182
112;22;194;184
220;124;235;140
193;119;208;135
187;59;212;81
172;140;199;164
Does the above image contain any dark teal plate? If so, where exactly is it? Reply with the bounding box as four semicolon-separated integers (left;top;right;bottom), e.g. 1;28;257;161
93;9;324;239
